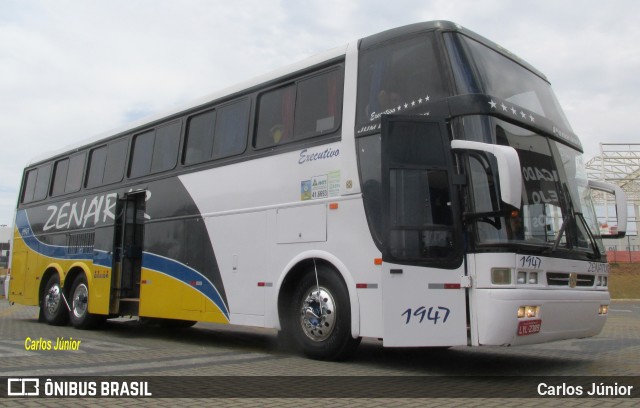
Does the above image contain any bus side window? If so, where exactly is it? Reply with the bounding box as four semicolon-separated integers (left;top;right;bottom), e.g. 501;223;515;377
151;121;181;173
33;163;52;202
21;168;38;203
213;99;250;159
294;69;342;138
184;110;216;165
130;122;181;178
86;139;127;188
103;139;128;185
51;158;70;197
255;85;295;148
51;153;85;197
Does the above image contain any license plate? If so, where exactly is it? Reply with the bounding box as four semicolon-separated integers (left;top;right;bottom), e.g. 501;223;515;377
517;319;542;336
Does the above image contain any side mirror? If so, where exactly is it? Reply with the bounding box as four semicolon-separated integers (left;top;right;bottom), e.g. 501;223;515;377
451;140;522;209
588;180;627;238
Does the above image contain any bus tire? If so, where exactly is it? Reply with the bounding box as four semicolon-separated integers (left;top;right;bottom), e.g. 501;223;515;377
288;266;360;361
69;274;104;329
41;274;69;326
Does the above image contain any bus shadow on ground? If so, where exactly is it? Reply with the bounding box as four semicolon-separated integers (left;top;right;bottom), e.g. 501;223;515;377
100;318;592;376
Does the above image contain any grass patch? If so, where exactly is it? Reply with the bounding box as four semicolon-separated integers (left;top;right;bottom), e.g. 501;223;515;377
609;263;640;299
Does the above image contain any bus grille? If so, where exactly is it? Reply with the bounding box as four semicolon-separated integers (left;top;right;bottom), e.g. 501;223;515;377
67;232;95;255
546;272;595;287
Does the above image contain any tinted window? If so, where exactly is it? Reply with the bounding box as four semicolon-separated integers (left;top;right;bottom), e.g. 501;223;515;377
51;159;70;196
254;68;343;149
356;33;448;133
294;69;341;138
184;110;216;165
213;99;249;159
33;163;52;201
21;169;38;203
130;121;181;177
51;152;86;197
444;33;573;132
255;85;295;149
86;139;127;188
130;130;155;178
65;152;86;193
151;121;181;173
103;139;128;185
86;146;107;188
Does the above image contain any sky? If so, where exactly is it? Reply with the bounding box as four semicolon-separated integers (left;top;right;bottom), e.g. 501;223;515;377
1;0;639;226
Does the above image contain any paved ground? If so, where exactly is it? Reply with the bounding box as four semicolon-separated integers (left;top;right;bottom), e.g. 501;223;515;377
0;298;638;406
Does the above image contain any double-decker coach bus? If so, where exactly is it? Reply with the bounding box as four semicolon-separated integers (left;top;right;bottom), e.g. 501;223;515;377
7;21;627;360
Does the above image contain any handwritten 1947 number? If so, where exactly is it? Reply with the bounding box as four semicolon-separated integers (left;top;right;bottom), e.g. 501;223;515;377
402;306;451;325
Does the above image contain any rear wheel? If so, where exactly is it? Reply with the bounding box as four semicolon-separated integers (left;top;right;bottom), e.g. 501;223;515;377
69;275;104;329
286;266;360;361
41;274;69;326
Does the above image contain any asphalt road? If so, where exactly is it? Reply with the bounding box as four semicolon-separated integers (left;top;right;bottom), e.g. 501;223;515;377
0;299;638;406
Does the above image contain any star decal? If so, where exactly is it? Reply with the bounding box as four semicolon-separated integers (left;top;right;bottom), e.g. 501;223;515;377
501;103;508;111
511;107;517;115
489;100;497;109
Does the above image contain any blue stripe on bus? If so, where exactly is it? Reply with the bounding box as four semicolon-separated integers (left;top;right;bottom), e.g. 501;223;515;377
15;209;227;318
93;250;113;268
142;251;230;319
15;210;93;261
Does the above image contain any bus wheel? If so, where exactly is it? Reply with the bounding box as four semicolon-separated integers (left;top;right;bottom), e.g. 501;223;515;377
42;274;69;326
289;267;360;361
69;275;103;329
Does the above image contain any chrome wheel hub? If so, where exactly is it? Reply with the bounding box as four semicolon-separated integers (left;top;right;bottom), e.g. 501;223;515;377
45;284;62;315
300;286;336;342
72;283;89;319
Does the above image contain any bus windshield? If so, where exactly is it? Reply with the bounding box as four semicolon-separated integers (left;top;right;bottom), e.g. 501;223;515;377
457;115;604;258
444;32;573;134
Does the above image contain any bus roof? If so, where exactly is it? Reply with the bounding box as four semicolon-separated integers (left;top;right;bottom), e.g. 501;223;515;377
27;43;350;167
27;20;546;167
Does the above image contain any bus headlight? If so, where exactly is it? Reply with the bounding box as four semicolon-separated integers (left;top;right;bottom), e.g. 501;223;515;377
517;305;539;318
517;271;538;285
599;305;608;315
492;268;511;285
596;276;608;287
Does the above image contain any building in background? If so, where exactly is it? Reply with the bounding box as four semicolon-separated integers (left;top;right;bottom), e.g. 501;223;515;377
587;143;640;262
0;225;10;256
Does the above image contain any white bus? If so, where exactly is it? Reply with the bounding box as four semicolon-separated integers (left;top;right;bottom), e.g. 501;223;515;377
7;21;627;360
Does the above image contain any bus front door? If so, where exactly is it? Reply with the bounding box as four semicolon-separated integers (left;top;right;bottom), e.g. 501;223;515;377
111;191;145;315
380;116;468;347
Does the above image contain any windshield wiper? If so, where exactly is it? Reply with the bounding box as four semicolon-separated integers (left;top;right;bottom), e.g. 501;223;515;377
544;183;573;255
546;184;601;258
576;212;601;259
550;213;571;253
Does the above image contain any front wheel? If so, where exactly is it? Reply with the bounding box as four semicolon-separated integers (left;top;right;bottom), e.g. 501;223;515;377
41;274;69;326
69;275;104;329
287;266;360;361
